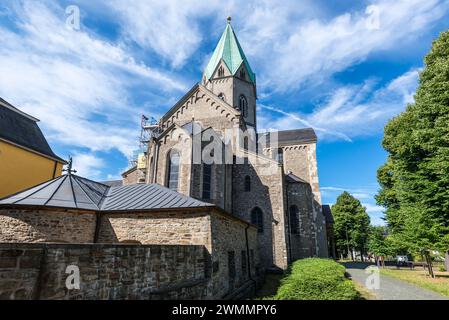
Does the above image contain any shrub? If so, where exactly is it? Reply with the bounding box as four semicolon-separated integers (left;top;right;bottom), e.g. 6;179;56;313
271;258;360;300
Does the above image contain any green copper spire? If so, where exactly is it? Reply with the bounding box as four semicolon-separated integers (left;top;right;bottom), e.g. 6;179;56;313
204;18;256;84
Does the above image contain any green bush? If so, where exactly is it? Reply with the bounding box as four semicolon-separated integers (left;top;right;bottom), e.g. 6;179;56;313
271;258;360;300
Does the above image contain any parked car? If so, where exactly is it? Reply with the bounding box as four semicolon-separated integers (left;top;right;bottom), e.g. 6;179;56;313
397;255;411;267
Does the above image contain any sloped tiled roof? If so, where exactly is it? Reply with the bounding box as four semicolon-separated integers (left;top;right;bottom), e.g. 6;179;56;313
0;98;65;163
0;174;214;212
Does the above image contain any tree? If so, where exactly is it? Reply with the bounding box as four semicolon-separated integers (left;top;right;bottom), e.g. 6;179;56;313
332;192;371;260
377;30;449;254
367;226;393;266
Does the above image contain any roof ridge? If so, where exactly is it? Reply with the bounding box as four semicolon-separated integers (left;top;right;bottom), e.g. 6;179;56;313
73;174;110;188
0;97;40;122
72;176;102;210
44;175;68;206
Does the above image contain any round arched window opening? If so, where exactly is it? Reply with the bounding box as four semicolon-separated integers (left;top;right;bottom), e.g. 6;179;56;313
167;150;180;191
239;95;248;117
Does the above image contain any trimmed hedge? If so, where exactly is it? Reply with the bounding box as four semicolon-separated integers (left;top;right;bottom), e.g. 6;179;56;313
271;258;360;300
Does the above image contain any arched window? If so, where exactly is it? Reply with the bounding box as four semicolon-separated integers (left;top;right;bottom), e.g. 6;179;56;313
243;136;249;150
202;164;212;200
167;151;180;191
251;207;264;233
244;176;251;192
239;95;248;117
218;93;226;101
289;206;299;234
240;69;246;80
218;66;225;77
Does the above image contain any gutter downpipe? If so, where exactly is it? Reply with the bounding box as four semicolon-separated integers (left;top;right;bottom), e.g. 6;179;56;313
286;182;293;264
93;212;102;243
245;223;257;296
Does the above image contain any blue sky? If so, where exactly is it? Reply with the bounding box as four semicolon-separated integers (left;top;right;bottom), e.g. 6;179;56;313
1;0;449;225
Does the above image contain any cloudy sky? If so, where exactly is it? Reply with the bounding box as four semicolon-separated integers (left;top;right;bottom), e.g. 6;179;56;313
1;0;449;225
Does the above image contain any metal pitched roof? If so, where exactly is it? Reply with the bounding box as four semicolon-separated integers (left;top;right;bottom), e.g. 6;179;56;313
285;173;308;184
101;180;123;187
0;174;214;212
259;128;318;147
101;184;213;211
0;175;109;210
0;98;66;163
204;21;256;83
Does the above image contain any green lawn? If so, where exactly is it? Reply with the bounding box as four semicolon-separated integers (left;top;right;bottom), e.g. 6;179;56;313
380;268;449;298
258;258;361;300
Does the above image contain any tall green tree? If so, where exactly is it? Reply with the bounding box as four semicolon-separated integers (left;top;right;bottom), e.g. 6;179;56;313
332;192;371;260
367;226;393;258
377;30;449;253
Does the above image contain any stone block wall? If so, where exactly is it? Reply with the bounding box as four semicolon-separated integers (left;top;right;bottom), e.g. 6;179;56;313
122;167;146;185
0;243;209;300
0;209;96;243
286;183;317;260
97;211;212;250
232;153;288;270
286;182;328;260
0;208;259;299
209;211;259;299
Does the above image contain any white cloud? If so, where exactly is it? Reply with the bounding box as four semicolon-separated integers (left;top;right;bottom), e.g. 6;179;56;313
363;203;385;215
0;1;186;159
320;185;385;225
71;0;445;91
107;0;225;69
258;69;420;141
321;186;379;201
71;153;105;180
238;0;448;91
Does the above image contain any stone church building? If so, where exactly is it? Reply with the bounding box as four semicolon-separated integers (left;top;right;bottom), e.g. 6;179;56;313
123;19;329;270
0;19;329;300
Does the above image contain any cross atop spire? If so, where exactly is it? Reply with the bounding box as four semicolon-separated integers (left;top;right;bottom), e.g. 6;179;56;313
227;16;232;24
63;156;77;175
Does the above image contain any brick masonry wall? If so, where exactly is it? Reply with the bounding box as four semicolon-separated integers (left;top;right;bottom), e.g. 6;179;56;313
0;209;96;243
0;243;209;300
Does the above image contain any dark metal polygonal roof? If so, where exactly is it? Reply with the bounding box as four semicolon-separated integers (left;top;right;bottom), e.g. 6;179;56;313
0;174;214;212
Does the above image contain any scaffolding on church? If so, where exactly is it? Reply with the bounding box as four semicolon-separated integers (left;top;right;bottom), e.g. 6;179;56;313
129;115;162;169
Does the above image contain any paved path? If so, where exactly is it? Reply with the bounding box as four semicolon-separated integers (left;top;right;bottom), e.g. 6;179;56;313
344;263;448;300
